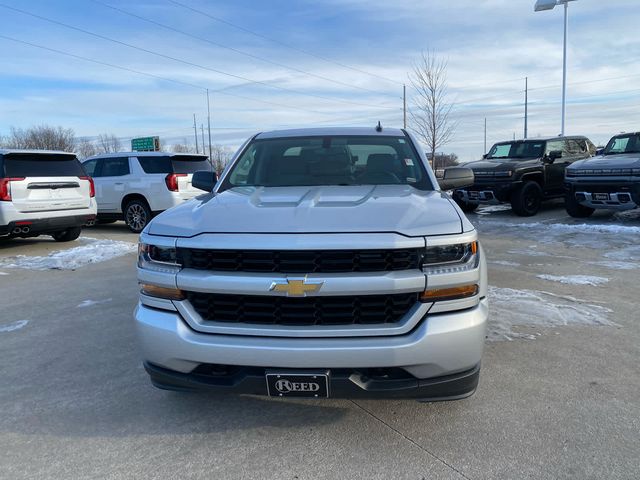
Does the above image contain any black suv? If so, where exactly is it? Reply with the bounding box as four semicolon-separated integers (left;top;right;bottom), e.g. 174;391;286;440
454;136;595;216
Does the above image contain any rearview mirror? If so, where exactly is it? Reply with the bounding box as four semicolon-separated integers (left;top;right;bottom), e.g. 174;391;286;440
192;170;218;192
438;167;475;191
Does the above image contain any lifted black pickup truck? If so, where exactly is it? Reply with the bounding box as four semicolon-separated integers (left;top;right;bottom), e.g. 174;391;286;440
454;136;595;216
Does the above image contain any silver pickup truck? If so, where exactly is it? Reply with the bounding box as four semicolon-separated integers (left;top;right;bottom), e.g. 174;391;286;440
134;127;488;401
565;131;640;217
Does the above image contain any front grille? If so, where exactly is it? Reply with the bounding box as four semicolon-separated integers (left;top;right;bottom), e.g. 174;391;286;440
186;292;419;326
177;248;422;273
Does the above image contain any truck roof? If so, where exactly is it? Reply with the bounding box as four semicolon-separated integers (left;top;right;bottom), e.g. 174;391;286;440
493;135;589;143
256;126;405;139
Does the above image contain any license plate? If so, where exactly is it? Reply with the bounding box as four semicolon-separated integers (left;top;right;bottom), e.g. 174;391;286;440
593;193;610;201
266;371;330;398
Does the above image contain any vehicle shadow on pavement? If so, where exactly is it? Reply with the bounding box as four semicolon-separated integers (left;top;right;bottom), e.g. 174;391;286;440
0;376;349;438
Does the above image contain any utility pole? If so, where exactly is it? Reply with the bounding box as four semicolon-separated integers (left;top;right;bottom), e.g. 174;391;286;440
484;118;487;154
524;77;528;139
193;113;199;154
403;84;407;129
201;124;206;160
206;89;213;163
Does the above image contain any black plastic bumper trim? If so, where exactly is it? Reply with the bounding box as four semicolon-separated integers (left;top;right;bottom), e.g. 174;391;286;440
143;361;481;401
0;214;95;235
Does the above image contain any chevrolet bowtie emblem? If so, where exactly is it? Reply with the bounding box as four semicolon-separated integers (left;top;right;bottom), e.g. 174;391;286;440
269;277;324;297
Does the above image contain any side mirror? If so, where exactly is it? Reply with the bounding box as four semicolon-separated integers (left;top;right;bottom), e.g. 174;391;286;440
438;167;475;190
482;153;488;160
192;170;218;192
544;150;563;164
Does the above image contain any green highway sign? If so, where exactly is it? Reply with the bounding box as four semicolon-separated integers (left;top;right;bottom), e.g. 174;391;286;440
131;136;160;152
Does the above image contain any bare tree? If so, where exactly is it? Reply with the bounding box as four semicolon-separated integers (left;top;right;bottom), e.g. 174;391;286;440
76;138;98;159
409;51;456;170
97;133;122;154
433;152;458;168
210;144;233;173
171;140;195;153
4;125;76;151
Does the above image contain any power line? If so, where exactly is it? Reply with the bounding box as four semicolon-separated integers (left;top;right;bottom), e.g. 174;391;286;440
92;0;399;100
0;3;400;112
0;34;348;116
167;0;403;87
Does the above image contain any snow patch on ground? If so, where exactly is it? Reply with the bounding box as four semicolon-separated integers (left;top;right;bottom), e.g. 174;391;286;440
77;298;113;308
489;260;520;267
481;220;640;236
603;245;640;262
476;205;512;216
487;286;615;341
0;237;137;271
0;320;29;333
536;275;609;286
589;260;639;271
0;271;8;275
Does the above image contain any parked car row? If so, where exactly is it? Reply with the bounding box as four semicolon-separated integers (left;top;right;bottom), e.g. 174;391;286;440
452;131;640;217
0;149;216;241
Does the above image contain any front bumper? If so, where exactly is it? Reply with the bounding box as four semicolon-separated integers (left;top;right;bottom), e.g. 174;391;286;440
565;179;640;210
134;297;488;398
455;180;521;204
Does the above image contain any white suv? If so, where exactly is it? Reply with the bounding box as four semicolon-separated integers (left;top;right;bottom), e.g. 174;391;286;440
0;149;97;242
82;152;213;232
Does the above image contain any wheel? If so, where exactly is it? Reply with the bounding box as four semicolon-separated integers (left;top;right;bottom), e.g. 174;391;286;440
455;198;479;213
124;199;151;233
565;193;594;218
51;227;82;242
511;181;543;217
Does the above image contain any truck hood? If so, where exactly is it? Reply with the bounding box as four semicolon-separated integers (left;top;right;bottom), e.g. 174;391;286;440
569;153;640;170
461;158;540;171
147;185;465;238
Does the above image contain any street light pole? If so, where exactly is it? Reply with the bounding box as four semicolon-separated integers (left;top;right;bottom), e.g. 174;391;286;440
534;0;576;136
561;1;568;136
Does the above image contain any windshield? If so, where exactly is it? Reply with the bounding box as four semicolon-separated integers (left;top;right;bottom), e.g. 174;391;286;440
221;135;432;190
2;153;85;177
604;134;640;155
487;141;545;160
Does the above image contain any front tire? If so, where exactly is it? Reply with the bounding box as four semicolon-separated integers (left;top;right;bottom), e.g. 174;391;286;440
511;181;543;217
455;198;479;213
565;193;595;218
124;199;151;233
52;227;82;242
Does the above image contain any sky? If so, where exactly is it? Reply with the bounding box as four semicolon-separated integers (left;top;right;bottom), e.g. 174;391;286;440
0;0;639;161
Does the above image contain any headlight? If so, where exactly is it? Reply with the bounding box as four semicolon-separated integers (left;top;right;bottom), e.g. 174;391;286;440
422;241;478;275
493;170;513;178
138;243;181;274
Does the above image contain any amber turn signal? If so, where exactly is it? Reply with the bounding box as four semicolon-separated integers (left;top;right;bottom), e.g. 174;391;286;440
420;284;479;303
140;284;185;300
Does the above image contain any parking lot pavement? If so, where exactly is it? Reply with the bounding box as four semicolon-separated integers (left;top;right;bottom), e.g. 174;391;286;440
1;210;639;480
